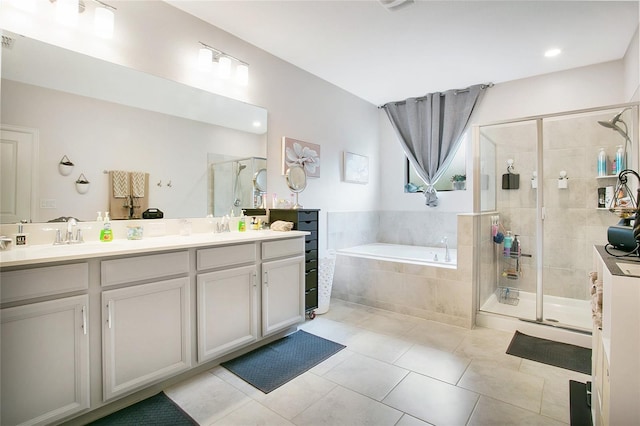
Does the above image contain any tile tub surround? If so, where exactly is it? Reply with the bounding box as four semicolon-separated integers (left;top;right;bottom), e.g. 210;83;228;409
332;215;474;328
327;210;459;250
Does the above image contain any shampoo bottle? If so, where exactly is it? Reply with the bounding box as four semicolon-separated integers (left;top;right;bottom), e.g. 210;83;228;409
100;212;113;242
503;231;513;257
615;145;625;174
597;148;607;176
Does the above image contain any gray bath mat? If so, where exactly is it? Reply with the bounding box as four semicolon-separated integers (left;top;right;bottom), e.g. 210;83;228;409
222;330;345;393
506;331;591;374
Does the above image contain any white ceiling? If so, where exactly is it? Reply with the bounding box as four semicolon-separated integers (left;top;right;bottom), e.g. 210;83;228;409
166;1;639;105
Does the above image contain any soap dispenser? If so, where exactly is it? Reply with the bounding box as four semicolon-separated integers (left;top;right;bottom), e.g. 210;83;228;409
14;221;28;247
100;212;113;242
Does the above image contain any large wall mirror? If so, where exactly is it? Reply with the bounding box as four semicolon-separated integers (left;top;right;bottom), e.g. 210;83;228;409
0;32;268;223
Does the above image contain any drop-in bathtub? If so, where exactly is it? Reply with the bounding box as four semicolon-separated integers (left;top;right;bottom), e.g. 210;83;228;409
331;242;471;327
337;242;457;267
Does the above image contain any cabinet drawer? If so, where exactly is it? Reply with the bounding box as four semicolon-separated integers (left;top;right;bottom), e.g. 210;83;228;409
304;230;318;241
101;251;189;287
298;211;318;222
1;263;88;304
306;249;318;261
305;239;318;251
305;257;318;272
305;288;318;309
197;243;256;271
305;269;318;291
298;220;317;231
262;237;304;260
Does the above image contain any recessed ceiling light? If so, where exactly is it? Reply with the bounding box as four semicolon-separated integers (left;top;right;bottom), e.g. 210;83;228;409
544;48;562;58
252;121;262;128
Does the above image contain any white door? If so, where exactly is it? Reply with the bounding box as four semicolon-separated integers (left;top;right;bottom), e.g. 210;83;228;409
1;295;90;426
102;277;191;401
0;125;38;224
262;256;305;337
197;265;258;362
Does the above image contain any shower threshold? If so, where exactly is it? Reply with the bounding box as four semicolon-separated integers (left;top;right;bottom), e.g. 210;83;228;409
517;317;592;335
480;289;592;331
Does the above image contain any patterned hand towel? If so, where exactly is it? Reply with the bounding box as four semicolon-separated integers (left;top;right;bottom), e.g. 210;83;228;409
131;172;146;198
111;171;129;198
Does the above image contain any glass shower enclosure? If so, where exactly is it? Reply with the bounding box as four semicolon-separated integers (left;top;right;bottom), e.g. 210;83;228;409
209;156;267;217
475;104;639;331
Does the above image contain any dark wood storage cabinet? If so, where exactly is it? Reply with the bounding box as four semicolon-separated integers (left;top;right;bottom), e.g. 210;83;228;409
269;209;319;317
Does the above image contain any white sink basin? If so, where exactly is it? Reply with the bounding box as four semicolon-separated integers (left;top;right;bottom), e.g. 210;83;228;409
616;262;640;276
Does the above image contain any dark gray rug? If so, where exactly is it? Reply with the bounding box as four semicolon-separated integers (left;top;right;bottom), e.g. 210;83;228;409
506;331;591;374
89;392;197;425
569;380;593;426
222;330;345;393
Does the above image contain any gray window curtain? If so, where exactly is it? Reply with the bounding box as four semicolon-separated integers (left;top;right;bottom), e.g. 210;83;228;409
382;84;488;206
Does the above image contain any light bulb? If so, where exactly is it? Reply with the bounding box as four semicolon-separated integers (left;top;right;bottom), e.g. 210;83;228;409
236;63;249;86
198;48;213;71
218;56;232;79
12;0;37;13
56;0;79;26
94;6;115;38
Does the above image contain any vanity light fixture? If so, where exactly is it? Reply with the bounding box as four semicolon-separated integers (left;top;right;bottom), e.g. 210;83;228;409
93;0;116;39
198;47;214;71
198;41;250;86
11;0;38;13
49;0;116;38
53;0;81;26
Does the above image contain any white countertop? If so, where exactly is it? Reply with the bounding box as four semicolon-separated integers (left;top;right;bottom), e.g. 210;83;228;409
0;230;308;268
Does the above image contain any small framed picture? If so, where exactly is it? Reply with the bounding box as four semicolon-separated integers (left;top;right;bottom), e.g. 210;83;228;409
343;151;369;184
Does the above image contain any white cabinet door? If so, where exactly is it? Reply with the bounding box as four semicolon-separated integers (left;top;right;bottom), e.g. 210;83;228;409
1;295;90;426
102;277;191;401
262;256;305;337
197;265;258;362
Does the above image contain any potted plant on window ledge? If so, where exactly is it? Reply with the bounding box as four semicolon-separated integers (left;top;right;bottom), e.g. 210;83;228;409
451;174;466;190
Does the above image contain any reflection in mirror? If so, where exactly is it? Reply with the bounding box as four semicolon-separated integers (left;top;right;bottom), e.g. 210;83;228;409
209;156;267;217
286;165;307;209
406;140;466;192
0;33;267;223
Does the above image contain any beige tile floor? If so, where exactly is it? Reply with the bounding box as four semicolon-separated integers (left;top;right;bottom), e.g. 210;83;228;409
165;299;589;425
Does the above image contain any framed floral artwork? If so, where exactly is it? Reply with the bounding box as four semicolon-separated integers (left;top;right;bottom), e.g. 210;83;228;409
282;137;321;177
344;151;369;184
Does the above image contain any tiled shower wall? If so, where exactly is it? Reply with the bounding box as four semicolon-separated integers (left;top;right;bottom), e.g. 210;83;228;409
479;110;627;303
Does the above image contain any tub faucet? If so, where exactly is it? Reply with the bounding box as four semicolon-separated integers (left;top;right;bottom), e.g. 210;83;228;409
441;236;451;262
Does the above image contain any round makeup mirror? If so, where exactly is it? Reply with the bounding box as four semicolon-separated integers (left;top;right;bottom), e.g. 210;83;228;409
253;168;267;193
286;165;307;209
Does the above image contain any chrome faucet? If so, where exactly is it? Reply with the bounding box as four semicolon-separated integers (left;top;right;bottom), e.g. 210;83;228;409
55;218;83;244
66;218;77;242
441;236;451;262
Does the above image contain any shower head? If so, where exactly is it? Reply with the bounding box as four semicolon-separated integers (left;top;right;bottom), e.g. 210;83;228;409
598;108;632;149
598;108;630;133
237;163;247;173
